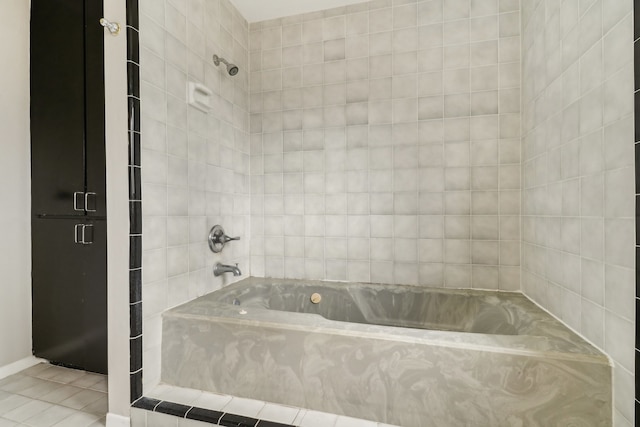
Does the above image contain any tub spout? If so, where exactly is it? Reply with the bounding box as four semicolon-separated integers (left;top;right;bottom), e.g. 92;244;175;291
214;263;242;277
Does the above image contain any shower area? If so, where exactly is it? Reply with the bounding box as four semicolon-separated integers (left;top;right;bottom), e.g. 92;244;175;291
129;0;636;425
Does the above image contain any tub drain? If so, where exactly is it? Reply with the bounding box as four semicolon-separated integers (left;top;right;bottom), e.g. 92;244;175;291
310;293;322;304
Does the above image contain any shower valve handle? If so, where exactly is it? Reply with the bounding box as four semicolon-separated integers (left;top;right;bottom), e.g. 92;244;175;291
208;225;240;253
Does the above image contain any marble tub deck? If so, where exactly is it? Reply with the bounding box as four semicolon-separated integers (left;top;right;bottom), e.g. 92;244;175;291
161;278;612;427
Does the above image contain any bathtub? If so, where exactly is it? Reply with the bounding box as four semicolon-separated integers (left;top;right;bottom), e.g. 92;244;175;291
161;278;611;426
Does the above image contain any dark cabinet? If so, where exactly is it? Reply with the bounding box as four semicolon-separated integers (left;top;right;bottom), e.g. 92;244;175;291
31;219;107;374
30;0;107;374
30;0;106;218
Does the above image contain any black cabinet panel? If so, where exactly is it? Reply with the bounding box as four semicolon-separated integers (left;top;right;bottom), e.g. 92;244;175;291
31;0;87;216
30;0;108;375
32;219;107;374
31;0;106;217
80;219;108;374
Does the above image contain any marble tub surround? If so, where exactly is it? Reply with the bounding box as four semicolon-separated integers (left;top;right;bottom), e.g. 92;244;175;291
161;278;611;426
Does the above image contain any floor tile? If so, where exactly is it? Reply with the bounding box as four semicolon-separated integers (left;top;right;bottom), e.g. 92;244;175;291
0;395;31;416
0;376;42;394
21;364;52;377
81;395;108;416
33;366;67;381
69;374;104;390
51;411;100;427
87;417;106;427
59;389;106;410
19;381;63;399
2;399;51;422
39;385;84;404
0;376;23;390
87;378;107;393
0;365;106;427
23;404;77;427
48;368;87;385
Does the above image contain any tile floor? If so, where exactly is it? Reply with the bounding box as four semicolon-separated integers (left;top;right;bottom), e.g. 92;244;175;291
0;363;107;427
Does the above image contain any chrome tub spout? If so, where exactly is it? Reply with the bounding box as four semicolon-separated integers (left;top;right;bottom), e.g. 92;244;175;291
214;263;242;277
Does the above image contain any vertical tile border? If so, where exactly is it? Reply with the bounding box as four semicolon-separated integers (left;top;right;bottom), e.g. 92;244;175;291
126;0;143;404
635;1;640;422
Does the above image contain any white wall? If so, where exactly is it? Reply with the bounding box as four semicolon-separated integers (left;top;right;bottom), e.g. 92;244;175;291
0;0;33;369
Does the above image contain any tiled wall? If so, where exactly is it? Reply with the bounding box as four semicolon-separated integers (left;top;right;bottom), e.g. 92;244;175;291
520;0;635;424
248;0;522;289
137;0;250;391
130;0;638;424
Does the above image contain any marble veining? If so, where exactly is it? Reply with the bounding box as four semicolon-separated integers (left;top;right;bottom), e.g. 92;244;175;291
162;278;611;426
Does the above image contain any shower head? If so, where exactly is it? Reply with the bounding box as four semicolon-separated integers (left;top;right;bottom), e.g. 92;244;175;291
213;54;239;76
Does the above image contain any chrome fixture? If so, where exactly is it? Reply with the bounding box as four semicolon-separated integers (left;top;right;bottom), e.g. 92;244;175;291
99;18;120;36
208;225;240;253
214;263;242;277
212;54;239;76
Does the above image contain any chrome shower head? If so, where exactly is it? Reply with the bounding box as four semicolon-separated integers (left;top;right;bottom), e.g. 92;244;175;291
213;54;239;76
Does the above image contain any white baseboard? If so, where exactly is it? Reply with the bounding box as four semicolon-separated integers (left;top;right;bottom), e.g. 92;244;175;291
106;413;130;427
0;356;46;380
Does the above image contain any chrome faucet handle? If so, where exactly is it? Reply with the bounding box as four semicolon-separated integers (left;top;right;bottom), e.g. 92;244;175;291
208;225;240;253
220;235;241;244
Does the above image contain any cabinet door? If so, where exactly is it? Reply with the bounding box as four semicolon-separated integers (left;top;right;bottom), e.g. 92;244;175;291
31;0;87;216
80;219;108;374
32;218;108;374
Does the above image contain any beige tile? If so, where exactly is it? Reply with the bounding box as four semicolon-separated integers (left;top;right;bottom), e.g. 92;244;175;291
0;376;43;394
69;374;106;391
39;386;84;405
2;399;51;422
0;395;31;416
19;380;62;400
24;403;80;427
51;411;100;427
59;389;106;411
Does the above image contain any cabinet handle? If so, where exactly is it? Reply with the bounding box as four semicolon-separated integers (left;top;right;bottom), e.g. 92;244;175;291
73;192;84;211
85;192;97;212
74;224;82;244
82;225;94;245
74;224;94;245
